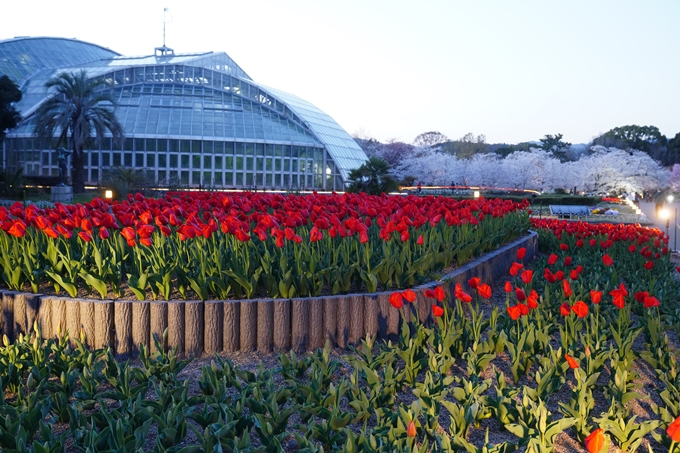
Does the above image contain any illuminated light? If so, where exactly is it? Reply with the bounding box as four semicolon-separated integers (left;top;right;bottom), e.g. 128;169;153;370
105;190;113;199
473;190;480;199
660;208;670;220
668;195;675;203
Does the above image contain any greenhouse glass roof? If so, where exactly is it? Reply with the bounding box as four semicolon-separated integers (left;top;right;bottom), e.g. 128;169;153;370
2;37;367;181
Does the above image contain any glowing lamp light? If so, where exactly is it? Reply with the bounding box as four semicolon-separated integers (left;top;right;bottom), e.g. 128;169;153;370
105;190;113;199
667;195;674;203
473;190;480;199
660;208;670;220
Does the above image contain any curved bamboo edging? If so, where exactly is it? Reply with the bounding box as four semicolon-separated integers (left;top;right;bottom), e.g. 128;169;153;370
0;231;537;356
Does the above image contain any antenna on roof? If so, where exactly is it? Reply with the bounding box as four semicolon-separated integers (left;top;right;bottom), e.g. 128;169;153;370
154;7;174;57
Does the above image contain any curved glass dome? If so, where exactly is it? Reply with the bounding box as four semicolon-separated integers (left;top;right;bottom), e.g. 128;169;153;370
0;37;119;84
2;37;367;191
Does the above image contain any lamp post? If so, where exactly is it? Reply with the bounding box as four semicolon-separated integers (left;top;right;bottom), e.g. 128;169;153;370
660;208;670;237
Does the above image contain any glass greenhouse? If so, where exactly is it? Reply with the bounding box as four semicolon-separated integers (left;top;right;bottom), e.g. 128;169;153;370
0;37;367;191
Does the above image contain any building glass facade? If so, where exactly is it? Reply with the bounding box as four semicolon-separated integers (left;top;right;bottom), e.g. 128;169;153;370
1;37;367;191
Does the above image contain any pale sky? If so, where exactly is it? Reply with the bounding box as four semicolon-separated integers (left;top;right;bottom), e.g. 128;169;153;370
2;0;679;145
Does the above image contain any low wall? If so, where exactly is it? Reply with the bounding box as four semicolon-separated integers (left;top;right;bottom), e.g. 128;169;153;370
0;231;537;356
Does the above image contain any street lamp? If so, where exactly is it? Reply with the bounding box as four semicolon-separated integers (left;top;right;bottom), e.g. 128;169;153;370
473;190;480;199
105;190;113;200
660;208;670;237
667;194;675;203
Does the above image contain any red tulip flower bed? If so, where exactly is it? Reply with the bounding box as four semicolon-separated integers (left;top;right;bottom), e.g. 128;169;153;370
2;202;680;451
0;192;529;300
371;218;680;451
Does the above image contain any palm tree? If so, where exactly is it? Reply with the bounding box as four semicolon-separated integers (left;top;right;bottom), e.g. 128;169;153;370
346;156;399;195
34;70;123;193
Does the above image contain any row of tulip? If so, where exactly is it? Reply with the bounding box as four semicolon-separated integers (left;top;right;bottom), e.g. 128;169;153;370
0;192;529;300
387;218;680;452
1;222;678;452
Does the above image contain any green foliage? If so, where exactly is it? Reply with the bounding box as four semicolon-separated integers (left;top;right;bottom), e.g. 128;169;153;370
101;166;152;199
593;124;673;164
346;156;399;195
540;133;571;162
0;168;26;198
0;75;22;143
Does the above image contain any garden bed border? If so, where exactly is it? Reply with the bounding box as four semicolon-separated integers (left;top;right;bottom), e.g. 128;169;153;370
0;231;537;356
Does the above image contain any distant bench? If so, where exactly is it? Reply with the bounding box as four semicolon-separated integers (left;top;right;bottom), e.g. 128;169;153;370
549;205;591;218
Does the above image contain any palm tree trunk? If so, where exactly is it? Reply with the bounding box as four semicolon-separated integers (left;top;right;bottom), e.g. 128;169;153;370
72;146;85;193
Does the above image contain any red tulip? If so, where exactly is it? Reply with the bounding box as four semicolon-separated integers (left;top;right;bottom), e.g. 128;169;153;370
81;218;93;232
562;279;572;298
527;290;539;309
564;256;572;266
602;254;614;266
560;243;569;251
35;215;50;230
8;220;26;238
402;289;416;303
584;428;604;453
407;420;417;437
504;281;512;293
560;303;571;316
571;301;588;318
515;287;526;302
121;227;136;241
565;353;579;369
434;285;446;302
468;277;480;289
520;270;533;284
576;239;584;247
78;231;92;242
140;237;153;247
634;291;649;303
507;305;521;320
590;290;602;305
667;415;680;442
569;269;578;280
609;288;626;309
517;247;526;260
432;305;444;317
389;292;403;309
138;224;155;239
99;227;110;239
547;253;558;265
477;283;491;299
44;227;59;239
644;261;654;270
235;229;251;242
517;303;529;316
416;234;424;245
509;262;524;276
643;296;660;308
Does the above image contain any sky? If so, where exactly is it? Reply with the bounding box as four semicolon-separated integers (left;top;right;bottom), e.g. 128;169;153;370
2;0;679;145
